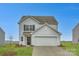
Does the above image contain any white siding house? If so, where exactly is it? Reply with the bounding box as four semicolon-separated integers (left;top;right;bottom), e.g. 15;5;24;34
18;16;61;46
0;27;5;45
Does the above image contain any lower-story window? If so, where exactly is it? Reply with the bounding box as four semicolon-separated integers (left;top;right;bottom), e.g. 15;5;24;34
21;36;23;41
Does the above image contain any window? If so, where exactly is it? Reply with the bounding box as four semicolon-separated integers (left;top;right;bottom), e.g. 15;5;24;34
24;25;35;31
33;25;35;31
30;25;35;31
21;36;23;41
24;25;29;31
24;25;26;31
30;25;33;31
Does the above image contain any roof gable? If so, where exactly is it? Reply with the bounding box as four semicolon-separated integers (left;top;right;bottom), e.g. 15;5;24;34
18;16;58;25
32;23;61;35
18;16;40;24
73;23;79;31
0;27;5;33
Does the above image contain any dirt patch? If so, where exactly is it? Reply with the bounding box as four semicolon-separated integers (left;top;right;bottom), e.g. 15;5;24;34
2;50;16;56
15;44;26;47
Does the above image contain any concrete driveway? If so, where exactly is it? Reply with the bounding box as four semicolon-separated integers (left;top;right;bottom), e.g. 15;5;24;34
32;46;75;56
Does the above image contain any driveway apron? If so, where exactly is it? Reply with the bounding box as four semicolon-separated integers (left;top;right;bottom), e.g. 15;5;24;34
32;46;75;56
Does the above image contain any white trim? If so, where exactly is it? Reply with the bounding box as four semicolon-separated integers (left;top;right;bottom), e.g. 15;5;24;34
32;23;61;35
35;36;57;38
18;16;41;24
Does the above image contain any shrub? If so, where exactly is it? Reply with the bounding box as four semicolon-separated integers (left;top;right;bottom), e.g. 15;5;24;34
58;44;65;47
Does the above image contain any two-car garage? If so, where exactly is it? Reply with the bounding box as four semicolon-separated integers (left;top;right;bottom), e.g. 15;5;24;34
31;25;61;46
32;36;58;46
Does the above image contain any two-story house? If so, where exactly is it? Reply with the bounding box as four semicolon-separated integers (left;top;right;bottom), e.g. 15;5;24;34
18;16;61;46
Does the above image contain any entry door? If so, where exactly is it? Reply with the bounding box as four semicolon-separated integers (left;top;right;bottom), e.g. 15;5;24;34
27;37;31;45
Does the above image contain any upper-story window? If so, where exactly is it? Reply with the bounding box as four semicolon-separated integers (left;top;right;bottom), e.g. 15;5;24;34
24;25;35;31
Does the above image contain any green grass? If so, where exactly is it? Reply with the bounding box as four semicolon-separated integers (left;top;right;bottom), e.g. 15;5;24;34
61;41;79;56
0;44;33;56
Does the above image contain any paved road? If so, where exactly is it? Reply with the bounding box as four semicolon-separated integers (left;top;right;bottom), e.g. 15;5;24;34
32;46;75;56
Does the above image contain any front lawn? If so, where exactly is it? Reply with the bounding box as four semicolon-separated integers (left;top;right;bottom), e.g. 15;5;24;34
0;44;33;56
61;41;79;56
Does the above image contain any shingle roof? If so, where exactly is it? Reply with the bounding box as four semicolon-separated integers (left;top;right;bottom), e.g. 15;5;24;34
18;16;58;25
73;23;79;31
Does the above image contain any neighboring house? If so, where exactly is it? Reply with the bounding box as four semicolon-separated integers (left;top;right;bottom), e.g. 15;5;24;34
0;27;5;45
18;16;61;46
72;23;79;43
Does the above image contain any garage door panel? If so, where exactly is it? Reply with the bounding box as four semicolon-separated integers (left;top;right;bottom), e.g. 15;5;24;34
35;36;57;38
32;36;57;46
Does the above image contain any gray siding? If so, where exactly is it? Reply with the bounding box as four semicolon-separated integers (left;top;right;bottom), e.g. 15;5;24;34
72;24;79;43
0;28;5;45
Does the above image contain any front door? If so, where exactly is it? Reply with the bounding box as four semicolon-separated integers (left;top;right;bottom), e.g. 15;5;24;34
27;37;31;45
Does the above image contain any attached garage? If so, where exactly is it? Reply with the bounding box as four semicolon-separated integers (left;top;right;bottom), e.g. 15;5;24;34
32;36;58;46
31;24;61;46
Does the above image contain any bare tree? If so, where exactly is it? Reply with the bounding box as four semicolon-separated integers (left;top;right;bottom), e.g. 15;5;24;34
9;35;13;45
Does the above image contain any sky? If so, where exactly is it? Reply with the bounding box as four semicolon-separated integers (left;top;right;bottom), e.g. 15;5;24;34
0;3;79;41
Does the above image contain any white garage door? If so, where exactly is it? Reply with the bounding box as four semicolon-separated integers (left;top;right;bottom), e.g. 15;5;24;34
32;36;58;46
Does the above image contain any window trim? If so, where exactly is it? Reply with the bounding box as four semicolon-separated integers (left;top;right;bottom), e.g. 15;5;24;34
24;25;35;31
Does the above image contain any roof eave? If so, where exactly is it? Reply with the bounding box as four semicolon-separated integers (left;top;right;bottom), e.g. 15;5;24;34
72;23;79;31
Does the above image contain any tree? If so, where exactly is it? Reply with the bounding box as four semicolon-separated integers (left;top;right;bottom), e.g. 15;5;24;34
9;35;13;45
